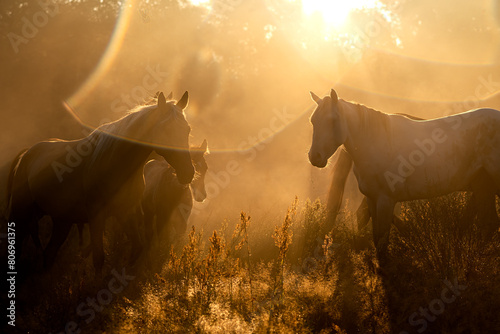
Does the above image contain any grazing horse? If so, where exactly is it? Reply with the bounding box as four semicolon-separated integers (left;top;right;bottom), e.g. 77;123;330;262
7;92;194;273
142;139;208;246
308;89;500;257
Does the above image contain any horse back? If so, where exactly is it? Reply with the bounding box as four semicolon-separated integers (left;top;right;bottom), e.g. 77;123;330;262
12;139;88;219
5;148;28;219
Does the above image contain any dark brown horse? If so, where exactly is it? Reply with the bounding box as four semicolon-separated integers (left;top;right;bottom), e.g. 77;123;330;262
142;140;208;246
7;92;194;273
77;141;208;260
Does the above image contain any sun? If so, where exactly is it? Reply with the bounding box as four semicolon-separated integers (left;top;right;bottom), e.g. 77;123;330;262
302;0;382;28
188;0;210;6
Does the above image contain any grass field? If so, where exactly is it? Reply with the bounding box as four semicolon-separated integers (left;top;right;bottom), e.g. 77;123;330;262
9;193;500;333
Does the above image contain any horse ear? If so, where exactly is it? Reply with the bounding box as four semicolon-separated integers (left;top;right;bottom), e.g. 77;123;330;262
157;92;167;109
330;89;338;103
166;92;173;100
200;139;207;152
176;91;189;110
310;91;321;104
154;91;160;98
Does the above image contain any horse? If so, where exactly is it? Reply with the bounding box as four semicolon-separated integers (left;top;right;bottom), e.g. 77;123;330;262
73;91;175;253
7;92;195;273
325;114;426;232
78;140;209;260
308;89;500;257
142;139;208;247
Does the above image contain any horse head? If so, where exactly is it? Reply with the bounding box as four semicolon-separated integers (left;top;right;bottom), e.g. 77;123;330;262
146;91;194;184
190;139;208;202
308;89;346;168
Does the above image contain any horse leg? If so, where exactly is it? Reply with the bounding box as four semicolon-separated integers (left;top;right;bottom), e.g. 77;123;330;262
175;197;192;237
89;218;105;275
156;203;176;240
356;197;371;231
140;202;156;269
77;222;85;248
473;189;498;236
143;203;155;245
81;243;92;258
43;218;72;269
366;197;376;223
29;210;43;251
484;161;500;224
77;222;94;258
326;149;353;231
372;196;395;263
471;172;499;236
124;206;144;264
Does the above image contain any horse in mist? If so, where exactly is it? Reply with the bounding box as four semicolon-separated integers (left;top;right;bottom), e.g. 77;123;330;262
7;92;194;274
308;89;500;258
325;114;426;232
142;139;208;248
76;140;208;263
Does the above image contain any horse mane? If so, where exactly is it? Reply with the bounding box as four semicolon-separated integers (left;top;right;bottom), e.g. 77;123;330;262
90;95;179;140
339;100;425;144
86;97;180;168
340;100;393;140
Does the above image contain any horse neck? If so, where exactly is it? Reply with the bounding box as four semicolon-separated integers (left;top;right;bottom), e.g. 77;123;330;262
161;165;177;184
340;100;392;163
90;131;153;181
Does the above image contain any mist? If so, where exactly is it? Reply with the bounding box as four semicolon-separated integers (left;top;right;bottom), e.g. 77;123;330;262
1;0;499;230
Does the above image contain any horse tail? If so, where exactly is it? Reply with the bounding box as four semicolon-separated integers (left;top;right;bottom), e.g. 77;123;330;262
6;148;28;219
325;148;353;231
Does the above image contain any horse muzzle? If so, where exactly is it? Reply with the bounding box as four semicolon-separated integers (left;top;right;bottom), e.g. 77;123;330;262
308;150;327;168
193;189;207;202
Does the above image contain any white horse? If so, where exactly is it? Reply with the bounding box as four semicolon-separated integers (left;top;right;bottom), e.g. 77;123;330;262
308;89;500;256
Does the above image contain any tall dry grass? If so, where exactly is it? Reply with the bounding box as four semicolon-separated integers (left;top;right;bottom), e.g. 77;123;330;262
10;193;500;333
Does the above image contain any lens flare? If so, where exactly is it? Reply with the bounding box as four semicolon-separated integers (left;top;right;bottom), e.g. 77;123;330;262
64;0;136;114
